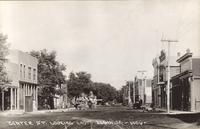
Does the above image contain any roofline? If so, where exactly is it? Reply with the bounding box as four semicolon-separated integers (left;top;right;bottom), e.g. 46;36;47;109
177;53;193;63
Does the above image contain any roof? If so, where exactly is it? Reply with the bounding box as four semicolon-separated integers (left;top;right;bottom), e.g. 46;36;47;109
177;52;193;63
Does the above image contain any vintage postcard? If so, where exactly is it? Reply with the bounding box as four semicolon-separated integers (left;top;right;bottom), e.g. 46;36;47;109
0;0;200;129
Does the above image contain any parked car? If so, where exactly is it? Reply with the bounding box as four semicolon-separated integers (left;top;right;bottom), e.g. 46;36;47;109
133;101;142;109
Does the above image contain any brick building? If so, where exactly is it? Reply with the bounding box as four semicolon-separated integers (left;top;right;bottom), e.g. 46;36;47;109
171;49;200;112
0;49;38;111
152;50;180;108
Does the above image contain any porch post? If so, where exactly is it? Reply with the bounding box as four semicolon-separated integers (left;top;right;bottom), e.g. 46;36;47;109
23;84;25;110
10;88;13;110
189;77;194;112
28;85;30;96
33;86;35;100
26;84;28;95
17;87;20;110
181;79;184;110
26;84;28;96
14;88;17;109
36;87;38;110
30;85;33;96
24;84;26;96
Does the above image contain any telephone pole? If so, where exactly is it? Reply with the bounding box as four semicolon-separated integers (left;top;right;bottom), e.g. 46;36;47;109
126;80;132;107
161;39;178;114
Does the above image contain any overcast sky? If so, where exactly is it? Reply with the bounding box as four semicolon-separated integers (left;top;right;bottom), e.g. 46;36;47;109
0;0;199;89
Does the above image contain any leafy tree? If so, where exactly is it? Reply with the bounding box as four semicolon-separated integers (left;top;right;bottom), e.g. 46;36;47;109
67;71;118;104
0;34;9;85
0;34;10;111
116;88;124;103
93;82;117;103
30;49;66;109
67;71;93;98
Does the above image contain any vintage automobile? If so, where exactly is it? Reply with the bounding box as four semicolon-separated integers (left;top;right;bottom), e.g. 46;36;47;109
133;101;142;109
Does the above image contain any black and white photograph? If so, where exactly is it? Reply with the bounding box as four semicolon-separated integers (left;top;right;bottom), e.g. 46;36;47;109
0;0;200;129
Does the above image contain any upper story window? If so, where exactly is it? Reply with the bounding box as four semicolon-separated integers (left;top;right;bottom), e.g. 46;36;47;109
33;68;36;81
159;75;164;82
23;65;26;78
20;64;23;78
28;67;31;80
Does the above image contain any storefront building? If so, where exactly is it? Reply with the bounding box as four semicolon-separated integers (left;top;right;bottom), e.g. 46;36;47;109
0;50;38;111
171;49;200;112
152;50;180;108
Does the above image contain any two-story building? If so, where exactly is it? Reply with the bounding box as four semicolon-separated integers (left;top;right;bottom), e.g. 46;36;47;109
152;50;180;108
171;49;200;112
1;49;38;111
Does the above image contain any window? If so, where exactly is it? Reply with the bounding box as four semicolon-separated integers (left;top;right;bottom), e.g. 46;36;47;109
28;67;31;80
33;68;36;81
23;65;26;78
20;64;22;78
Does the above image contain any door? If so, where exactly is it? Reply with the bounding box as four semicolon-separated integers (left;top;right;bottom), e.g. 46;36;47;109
25;96;33;112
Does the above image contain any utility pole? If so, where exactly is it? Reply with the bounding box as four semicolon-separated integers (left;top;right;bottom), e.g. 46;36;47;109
133;82;135;104
161;39;178;114
125;80;132;107
128;82;131;106
127;81;132;107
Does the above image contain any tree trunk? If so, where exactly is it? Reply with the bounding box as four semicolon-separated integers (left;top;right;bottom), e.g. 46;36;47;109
2;91;4;111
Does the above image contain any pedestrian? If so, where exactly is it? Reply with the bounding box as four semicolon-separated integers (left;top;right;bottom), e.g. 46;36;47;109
88;91;96;109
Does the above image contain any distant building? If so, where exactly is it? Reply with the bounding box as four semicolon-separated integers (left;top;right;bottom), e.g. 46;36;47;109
152;50;180;108
122;81;134;106
122;78;152;106
122;85;128;106
134;77;152;104
134;77;143;103
145;79;152;104
54;84;68;109
171;49;200;112
0;50;38;111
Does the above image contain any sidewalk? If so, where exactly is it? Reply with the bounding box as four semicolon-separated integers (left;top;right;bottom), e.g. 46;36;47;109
0;108;76;116
0;110;25;116
156;108;200;115
28;107;76;115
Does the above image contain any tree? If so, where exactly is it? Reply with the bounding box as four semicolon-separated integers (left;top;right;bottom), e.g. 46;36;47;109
0;33;10;111
67;71;118;104
67;71;93;98
116;88;124;103
30;49;66;109
93;82;117;103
